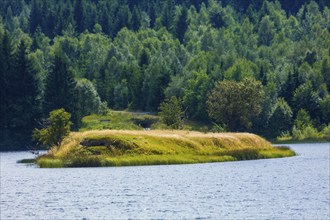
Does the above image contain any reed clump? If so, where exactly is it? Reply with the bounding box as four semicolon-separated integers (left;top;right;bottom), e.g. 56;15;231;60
35;130;295;168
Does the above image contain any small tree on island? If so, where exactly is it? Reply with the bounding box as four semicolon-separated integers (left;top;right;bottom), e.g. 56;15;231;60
159;96;184;129
33;108;72;149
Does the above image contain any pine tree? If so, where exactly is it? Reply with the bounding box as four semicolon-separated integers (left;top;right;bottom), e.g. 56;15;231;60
9;40;41;134
161;0;176;31
131;6;141;31
174;6;188;43
0;30;14;130
29;0;42;34
44;53;76;122
74;0;85;33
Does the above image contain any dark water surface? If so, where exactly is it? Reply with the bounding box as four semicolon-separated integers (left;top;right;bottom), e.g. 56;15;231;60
1;143;329;219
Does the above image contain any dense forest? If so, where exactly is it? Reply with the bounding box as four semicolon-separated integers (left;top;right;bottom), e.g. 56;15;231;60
1;0;330;150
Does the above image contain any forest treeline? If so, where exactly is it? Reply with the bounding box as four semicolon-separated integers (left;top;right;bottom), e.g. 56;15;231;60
1;0;330;150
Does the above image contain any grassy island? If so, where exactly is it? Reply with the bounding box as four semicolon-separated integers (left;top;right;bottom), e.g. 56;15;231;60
35;130;295;168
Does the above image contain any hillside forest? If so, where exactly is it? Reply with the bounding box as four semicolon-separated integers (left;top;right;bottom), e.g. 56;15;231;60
0;0;330;150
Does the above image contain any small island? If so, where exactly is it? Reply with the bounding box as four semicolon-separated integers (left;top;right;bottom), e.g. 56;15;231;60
35;130;295;168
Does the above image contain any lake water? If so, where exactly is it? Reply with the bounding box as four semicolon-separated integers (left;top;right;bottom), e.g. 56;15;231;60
1;143;329;219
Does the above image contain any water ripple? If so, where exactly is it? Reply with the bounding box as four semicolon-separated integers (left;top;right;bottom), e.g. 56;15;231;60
1;143;329;219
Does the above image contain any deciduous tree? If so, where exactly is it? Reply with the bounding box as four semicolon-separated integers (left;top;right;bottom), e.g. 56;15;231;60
33;108;72;148
207;78;265;131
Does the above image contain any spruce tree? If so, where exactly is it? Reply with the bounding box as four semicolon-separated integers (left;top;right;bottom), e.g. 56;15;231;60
44;53;77;125
0;30;14;130
74;0;85;33
29;0;42;34
9;40;41;135
174;6;188;43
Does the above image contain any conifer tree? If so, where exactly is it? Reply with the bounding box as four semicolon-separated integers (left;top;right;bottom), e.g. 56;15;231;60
29;0;42;34
43;53;77;124
9;40;41;134
0;30;14;130
174;6;188;43
74;0;85;33
161;0;176;31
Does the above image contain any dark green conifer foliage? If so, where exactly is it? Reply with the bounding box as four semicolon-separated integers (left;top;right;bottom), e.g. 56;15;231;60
29;0;42;34
0;30;14;130
1;0;330;147
175;6;188;43
292;81;321;119
321;58;330;90
74;0;85;33
131;6;141;31
9;40;41;134
161;0;176;31
43;53;77;126
210;6;226;28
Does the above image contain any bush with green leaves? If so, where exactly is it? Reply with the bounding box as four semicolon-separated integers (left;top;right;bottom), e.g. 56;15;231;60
33;109;72;149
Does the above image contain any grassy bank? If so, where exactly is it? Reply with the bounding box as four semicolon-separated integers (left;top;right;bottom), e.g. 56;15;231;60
35;130;295;168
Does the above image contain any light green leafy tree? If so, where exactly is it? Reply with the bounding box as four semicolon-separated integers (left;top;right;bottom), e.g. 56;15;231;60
33;109;72;149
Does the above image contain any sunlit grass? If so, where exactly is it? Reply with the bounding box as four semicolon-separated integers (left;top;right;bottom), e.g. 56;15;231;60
34;130;296;168
101;154;236;167
259;146;296;158
37;158;64;168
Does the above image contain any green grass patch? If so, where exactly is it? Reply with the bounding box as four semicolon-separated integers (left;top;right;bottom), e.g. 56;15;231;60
259;146;296;158
37;158;64;168
101;154;236;167
80;111;159;131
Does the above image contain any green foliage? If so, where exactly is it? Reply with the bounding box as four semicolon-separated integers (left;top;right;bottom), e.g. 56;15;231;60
33;109;72;148
292;125;320;141
207;78;265;131
1;0;330;149
183;70;210;120
9;40;41;132
266;98;293;138
75;78;104;121
224;59;258;81
320;95;330;124
159;96;184;129
294;109;313;130
44;53;76;113
292;81;321;119
99;102;109;116
80;110;159;131
321;124;330;140
289;109;323;141
43;52;78;127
